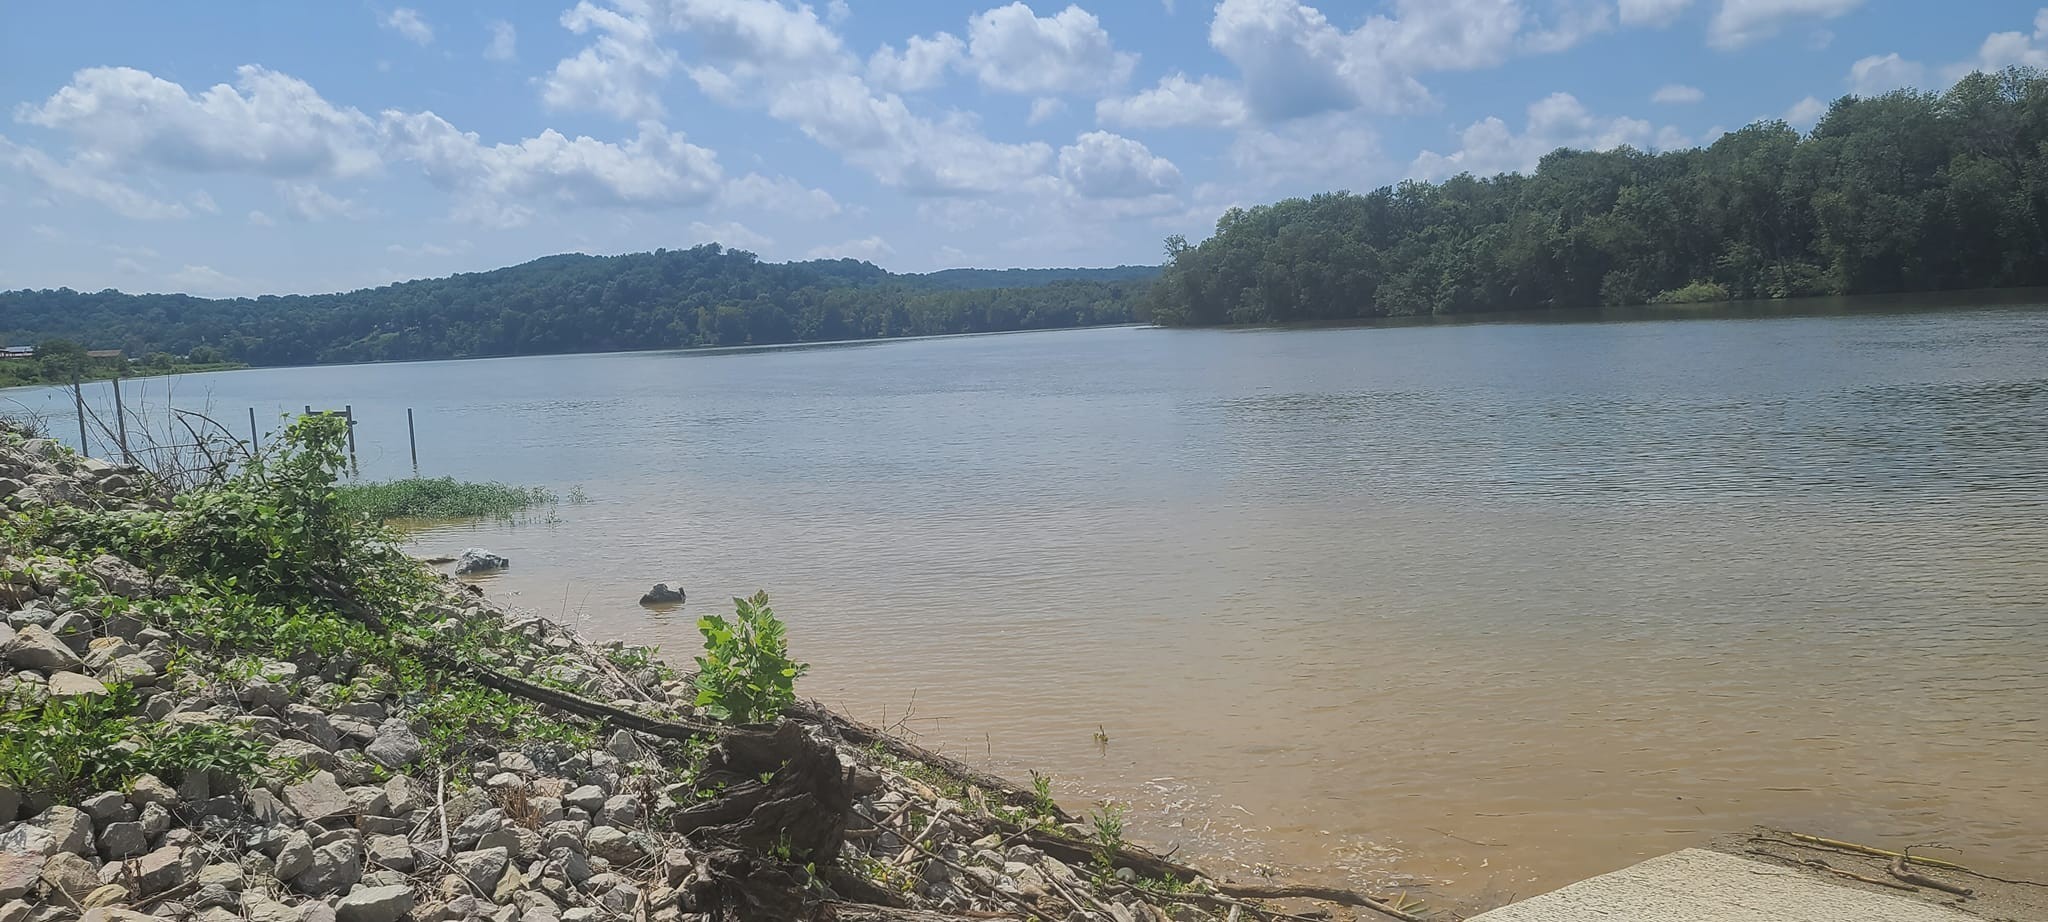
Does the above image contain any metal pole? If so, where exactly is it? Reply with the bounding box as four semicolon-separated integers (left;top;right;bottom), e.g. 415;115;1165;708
72;373;88;457
344;405;357;468
249;407;259;453
407;408;418;472
110;372;131;464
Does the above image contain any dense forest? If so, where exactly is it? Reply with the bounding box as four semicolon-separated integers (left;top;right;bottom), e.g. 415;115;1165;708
0;248;1154;367
1147;68;2048;324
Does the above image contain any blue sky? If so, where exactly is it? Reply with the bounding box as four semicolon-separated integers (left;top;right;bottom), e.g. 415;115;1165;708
3;1;2044;296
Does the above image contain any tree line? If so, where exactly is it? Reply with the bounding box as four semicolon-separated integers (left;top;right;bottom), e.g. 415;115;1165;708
1146;68;2048;325
0;247;1155;369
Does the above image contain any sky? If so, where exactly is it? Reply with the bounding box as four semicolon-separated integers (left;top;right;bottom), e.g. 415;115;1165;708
3;1;2047;298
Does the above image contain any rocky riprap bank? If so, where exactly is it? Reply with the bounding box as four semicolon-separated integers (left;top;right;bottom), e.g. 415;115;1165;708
0;424;1418;922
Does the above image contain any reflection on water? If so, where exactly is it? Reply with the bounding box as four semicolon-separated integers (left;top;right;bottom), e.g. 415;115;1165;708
8;300;2046;904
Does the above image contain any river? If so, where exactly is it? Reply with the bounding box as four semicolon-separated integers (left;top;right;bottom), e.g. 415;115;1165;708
7;298;2045;908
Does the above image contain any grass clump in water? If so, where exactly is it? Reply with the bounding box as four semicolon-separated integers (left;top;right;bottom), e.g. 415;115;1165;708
335;476;558;522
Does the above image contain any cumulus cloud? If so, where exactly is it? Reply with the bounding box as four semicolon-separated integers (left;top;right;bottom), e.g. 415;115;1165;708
1097;73;1249;129
1782;95;1826;129
687;220;774;252
1950;9;2048;79
1411;92;1682;180
807;236;894;260
0;135;190;219
1058;131;1181;198
965;3;1136;95
1524;2;1614;54
247;210;276;226
1709;0;1864;50
542;1;677;120
379;113;725;227
1848;52;1924;95
380;8;435;45
721;172;842;219
18;65;381;178
1651;83;1704;104
167;264;249;296
280;182;370;222
485;20;518;60
1229;112;1382;190
867;32;964;91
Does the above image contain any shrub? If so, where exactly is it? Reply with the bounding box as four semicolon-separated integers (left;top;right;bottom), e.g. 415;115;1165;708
1650;280;1733;304
693;591;808;724
0;685;266;799
334;477;559;522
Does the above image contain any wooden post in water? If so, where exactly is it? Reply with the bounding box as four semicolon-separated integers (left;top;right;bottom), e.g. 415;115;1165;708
110;372;131;464
344;405;357;469
407;408;418;473
248;407;259;454
71;373;88;457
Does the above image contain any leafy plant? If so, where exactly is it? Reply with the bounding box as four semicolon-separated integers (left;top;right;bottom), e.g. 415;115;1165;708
692;591;808;724
1028;770;1058;822
1087;803;1129;879
0;684;266;798
334;477;562;522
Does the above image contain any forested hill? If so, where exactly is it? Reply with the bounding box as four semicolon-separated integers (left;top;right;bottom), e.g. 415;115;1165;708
1147;68;2048;325
0;246;1155;367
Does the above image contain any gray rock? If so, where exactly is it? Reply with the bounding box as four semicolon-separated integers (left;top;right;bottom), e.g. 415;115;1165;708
383;775;429;815
45;612;94;652
560;909;596;922
242;894;298;922
495;753;538;775
0;786;17;825
77;792;131;828
597;795;639;827
367;835;414;872
286;705;341;751
638;584;684;605
125;774;176;811
97;822;147;860
272;833;315;881
45;672;109;698
540;821;587;855
301;902;338;922
2;625;83;672
36;807;94;857
137;802;171;839
245;788;291;825
582;827;651;866
545;847;590;885
239;678;290;714
84;555;150;598
329;714;377;745
134;844;202;895
270;739;336;773
335;884;414;922
597;883;641;913
100;654;159;686
344;786;390;818
455;548;509;574
196;863;245;891
291;840;361;896
190;883;239;910
562;786;605;814
284;772;352;821
456;847;510;895
0;857;36;902
364;720;423;769
604;731;647;764
79;883;130;909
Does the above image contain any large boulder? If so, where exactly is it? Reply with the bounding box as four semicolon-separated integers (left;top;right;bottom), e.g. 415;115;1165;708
3;625;83;672
455;549;509;575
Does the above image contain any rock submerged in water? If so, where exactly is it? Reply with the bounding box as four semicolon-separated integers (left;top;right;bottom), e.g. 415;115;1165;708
639;583;684;606
454;548;509;575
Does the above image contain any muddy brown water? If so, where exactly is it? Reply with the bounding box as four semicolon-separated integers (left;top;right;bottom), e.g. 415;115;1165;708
11;298;2046;905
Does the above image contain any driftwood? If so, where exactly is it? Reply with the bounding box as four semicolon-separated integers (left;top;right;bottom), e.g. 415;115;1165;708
788;700;1076;823
819;905;1021;921
1890;857;1975;897
1772;831;1971;871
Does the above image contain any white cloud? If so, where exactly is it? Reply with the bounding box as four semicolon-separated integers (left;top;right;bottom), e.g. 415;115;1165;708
1028;97;1066;124
1619;0;1693;27
542;1;677;120
721;172;842;218
807;236;894;261
0;135;191;220
189;189;219;214
1950;9;2048;79
380;8;435;45
1229;112;1382;190
1096;73;1249;129
827;0;851;23
965;3;1136;95
1651;83;1704;104
247;210;276;226
1708;0;1864;51
19;65;381;178
485;20;518;61
1524;2;1614;54
379;113;724;226
1058;131;1181;198
760;75;1053;194
386;240;471;258
867;32;964;92
686;220;773;252
1411;92;1678;180
280;182;370;222
1782;95;1826;129
1848;52;1924;95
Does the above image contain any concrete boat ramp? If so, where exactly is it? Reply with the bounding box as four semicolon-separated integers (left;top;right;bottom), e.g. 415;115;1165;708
1469;848;1981;922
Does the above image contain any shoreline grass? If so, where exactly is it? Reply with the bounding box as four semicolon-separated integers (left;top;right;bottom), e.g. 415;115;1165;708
335;476;560;522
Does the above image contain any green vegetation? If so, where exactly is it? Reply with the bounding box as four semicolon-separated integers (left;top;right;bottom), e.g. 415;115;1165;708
1;416;619;773
0;338;244;389
692;590;809;724
1087;802;1130;881
334;477;559;522
1651;280;1735;304
0;247;1152;367
0;685;268;801
1148;67;2048;324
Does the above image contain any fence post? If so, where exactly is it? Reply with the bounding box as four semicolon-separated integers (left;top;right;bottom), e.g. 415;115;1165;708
110;372;131;464
343;405;357;469
249;407;259;454
407;408;418;473
71;373;88;457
